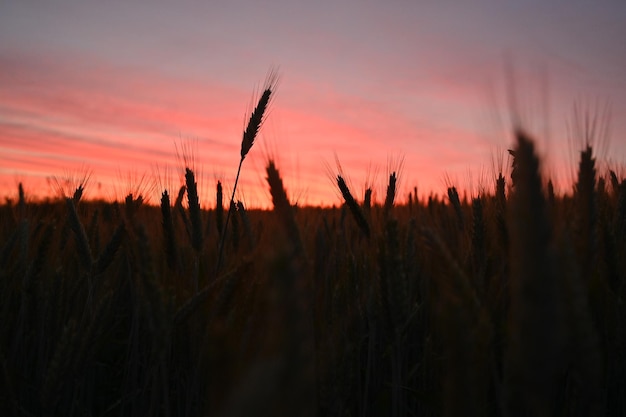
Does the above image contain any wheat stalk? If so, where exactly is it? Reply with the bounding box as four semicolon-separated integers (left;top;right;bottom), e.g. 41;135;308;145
266;159;303;255
609;170;619;194
447;186;464;229
230;200;240;252
160;190;178;271
337;175;370;238
216;181;224;238
383;172;397;219
363;187;372;213
216;70;279;276
185;168;203;253
574;145;597;282
504;129;562;417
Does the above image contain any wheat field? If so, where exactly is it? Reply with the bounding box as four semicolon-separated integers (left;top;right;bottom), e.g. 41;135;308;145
1;80;625;416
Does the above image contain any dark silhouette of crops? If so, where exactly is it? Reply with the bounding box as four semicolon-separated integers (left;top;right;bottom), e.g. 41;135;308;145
1;89;625;417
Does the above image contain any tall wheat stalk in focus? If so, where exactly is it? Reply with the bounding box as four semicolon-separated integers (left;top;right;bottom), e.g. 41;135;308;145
215;69;279;275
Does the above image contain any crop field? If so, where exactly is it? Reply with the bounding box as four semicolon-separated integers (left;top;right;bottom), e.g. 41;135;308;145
1;76;625;417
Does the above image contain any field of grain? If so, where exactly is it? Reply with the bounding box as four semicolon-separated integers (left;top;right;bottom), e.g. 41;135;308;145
1;79;625;416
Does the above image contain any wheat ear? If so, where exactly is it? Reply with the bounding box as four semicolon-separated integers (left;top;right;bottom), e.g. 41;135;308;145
216;70;279;275
337;175;370;238
504;129;562;416
185;168;203;252
266;160;303;254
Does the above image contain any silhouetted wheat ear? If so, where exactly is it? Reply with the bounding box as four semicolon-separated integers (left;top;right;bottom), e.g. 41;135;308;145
216;70;279;277
216;181;224;237
508;148;518;186
574;145;597;278
241;69;279;160
160;190;177;271
447;186;464;228
175;183;186;208
363;187;372;213
266;160;303;254
496;173;506;207
72;184;84;204
337;175;370;238
175;184;191;245
17;182;25;217
185;168;203;252
124;193;142;221
609;170;619;194
505;129;562;417
383;172;397;217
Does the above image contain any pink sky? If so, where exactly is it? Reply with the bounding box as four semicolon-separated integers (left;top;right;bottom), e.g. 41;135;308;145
1;1;625;208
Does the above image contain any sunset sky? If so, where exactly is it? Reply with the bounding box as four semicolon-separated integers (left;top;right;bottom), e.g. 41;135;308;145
1;1;625;208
